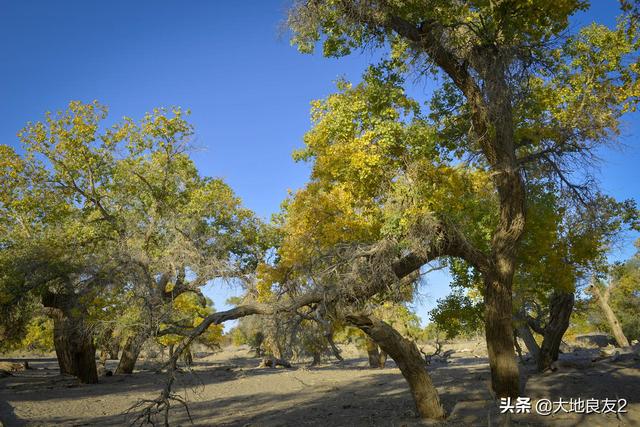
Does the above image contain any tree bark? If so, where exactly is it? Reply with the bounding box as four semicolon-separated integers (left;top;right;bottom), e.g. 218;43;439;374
515;323;540;363
484;274;521;398
537;292;574;371
348;314;445;420
590;285;630;348
43;292;98;384
50;309;98;384
116;333;146;374
365;338;382;368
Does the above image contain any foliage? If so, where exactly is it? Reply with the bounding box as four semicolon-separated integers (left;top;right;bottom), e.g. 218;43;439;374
0;101;265;355
603;241;640;340
429;289;484;339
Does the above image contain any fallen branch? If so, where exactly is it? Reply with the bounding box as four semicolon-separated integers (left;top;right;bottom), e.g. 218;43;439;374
419;341;454;365
258;356;292;368
126;371;192;427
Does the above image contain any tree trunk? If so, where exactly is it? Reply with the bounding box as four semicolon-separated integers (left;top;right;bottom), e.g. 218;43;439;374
116;333;146;374
108;343;120;361
515;324;539;362
513;310;540;363
326;331;344;361
484;275;520;398
309;351;321;367
365;338;381;368
51;310;98;384
538;292;574;371
348;314;445;420
183;347;193;367
378;350;388;368
168;344;177;371
591;286;630;348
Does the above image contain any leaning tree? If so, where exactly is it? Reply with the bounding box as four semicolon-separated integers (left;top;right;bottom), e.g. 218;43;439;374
284;0;640;397
136;1;640;421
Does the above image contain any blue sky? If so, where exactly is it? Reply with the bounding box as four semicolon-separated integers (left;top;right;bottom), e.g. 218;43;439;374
1;1;638;325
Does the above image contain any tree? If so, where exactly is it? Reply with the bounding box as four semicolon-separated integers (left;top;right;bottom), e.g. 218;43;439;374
287;0;640;397
430;288;484;340
606;241;640;342
586;241;640;348
0;101;265;381
518;194;636;369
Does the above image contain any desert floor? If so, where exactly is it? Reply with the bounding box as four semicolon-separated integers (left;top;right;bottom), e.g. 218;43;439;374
1;343;638;426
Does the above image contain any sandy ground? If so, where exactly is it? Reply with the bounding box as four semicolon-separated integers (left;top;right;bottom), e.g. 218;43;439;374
1;343;639;426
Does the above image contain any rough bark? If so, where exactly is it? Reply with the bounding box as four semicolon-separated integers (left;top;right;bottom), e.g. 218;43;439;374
589;285;630;348
43;291;98;384
484;273;521;398
116;333;147;374
347;314;445;420
537;292;574;371
50;309;98;383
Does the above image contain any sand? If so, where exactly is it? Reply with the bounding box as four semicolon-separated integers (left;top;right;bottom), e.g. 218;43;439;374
1;343;638;426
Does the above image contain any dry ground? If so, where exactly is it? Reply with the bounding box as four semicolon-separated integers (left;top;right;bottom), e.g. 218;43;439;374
1;343;639;426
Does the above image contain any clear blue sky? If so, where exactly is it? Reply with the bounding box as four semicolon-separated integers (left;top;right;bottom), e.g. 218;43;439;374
1;1;638;325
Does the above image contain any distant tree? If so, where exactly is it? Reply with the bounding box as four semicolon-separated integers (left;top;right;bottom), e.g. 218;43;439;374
587;241;640;346
430;289;484;340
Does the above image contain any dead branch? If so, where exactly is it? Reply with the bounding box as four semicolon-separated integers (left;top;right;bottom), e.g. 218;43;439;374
419;340;454;365
126;371;192;427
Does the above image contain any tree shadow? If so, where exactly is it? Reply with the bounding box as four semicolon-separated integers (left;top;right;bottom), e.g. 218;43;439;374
1;351;638;426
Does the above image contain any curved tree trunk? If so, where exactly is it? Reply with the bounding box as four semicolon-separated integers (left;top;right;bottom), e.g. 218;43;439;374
348;314;445;420
537;292;574;371
116;333;146;374
51;309;98;384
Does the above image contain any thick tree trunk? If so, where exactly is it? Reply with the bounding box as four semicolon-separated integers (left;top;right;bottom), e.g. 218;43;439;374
590;285;630;348
484;275;520;398
51;310;98;384
348;315;445;420
116;333;146;374
43;291;98;384
537;292;574;371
